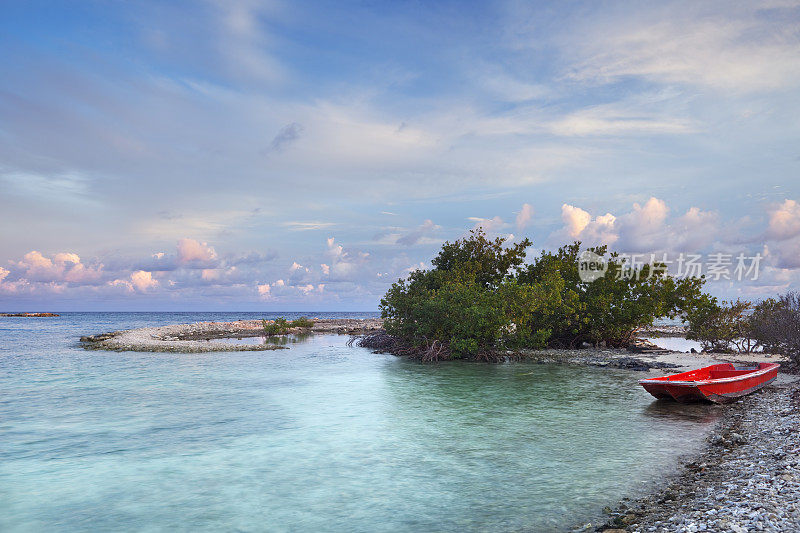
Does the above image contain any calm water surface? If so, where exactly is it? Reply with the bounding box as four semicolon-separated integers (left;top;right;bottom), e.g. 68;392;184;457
1;313;720;532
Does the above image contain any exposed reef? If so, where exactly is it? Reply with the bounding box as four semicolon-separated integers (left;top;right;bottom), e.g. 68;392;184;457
80;318;384;353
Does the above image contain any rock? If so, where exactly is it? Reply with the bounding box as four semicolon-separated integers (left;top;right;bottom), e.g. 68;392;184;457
730;432;747;444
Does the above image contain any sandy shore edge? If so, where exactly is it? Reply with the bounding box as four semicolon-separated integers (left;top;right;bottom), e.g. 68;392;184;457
79;317;384;352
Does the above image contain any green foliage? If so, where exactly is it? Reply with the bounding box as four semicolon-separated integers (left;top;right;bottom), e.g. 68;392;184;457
430;229;531;288
380;229;710;359
262;318;289;336
290;317;315;328
518;243;707;348
686;298;754;353
262;316;315;336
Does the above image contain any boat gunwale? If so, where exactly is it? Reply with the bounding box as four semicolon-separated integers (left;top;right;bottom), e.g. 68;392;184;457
637;363;780;387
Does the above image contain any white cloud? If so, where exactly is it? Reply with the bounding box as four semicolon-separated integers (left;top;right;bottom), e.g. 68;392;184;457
558;204;617;246
766;199;800;241
560;205;591;238
469;216;507;234
614;197;670;251
177;238;218;264
130;270;158;291
565;3;800;92
548;104;695;137
675;207;720;251
397;219;440;246
283;221;337;231
257;283;271;299
15;250;103;283
515;203;534;231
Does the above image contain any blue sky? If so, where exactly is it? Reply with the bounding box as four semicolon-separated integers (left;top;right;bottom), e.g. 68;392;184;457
1;0;800;310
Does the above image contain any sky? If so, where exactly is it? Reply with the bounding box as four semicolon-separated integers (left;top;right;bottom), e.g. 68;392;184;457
1;0;800;311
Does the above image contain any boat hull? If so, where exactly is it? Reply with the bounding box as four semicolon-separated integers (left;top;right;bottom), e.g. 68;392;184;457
639;363;780;404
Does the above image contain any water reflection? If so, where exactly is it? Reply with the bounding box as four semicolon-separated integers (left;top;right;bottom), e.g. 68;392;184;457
212;333;314;346
643;399;721;423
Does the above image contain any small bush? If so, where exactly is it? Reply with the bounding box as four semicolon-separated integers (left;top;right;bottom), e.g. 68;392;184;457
686;298;754;353
262;317;314;335
750;291;800;366
262;318;289;336
290;317;314;328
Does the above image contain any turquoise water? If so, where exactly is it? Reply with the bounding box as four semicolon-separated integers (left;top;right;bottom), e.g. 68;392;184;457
1;313;719;532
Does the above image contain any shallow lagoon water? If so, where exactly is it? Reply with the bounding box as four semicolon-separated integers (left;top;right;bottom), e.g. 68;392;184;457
1;313;719;532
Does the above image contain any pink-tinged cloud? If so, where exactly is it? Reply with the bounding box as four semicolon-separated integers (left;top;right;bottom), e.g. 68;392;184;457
177;238;218;264
15;250;103;283
561;204;592;238
516;203;534;231
766;199;800;241
469;216;506;234
559;204;617;245
131;270;158;291
257;283;271;299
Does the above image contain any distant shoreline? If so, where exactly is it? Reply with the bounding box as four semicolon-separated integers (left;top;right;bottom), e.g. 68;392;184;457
0;312;59;317
79;317;383;352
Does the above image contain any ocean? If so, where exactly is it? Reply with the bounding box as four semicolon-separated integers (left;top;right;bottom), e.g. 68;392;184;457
1;312;718;532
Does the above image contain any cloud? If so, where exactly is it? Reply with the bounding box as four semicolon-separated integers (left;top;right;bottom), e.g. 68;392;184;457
213;0;286;85
228;250;278;266
515;203;534;231
674;207;720;251
765;199;800;241
469;216;507;234
560;205;590;238
555;198;709;252
177;238;218;264
257;283;271;299
548;104;695;137
614;197;670;251
558;204;617;245
397;219;439;246
282;221;336;231
564;2;800;92
257;278;324;299
325;237;370;281
14;250;103;283
1;171;95;205
269;122;303;152
130;270;158;291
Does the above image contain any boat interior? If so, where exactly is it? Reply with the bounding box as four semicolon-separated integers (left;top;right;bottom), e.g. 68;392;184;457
648;363;772;382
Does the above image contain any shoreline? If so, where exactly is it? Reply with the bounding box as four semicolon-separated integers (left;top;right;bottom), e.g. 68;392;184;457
0;312;60;317
79;317;384;352
584;378;800;533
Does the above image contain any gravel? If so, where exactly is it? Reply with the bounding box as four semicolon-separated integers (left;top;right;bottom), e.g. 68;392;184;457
579;380;800;533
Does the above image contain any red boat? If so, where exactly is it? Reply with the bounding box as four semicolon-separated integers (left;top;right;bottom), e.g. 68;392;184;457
639;362;780;404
